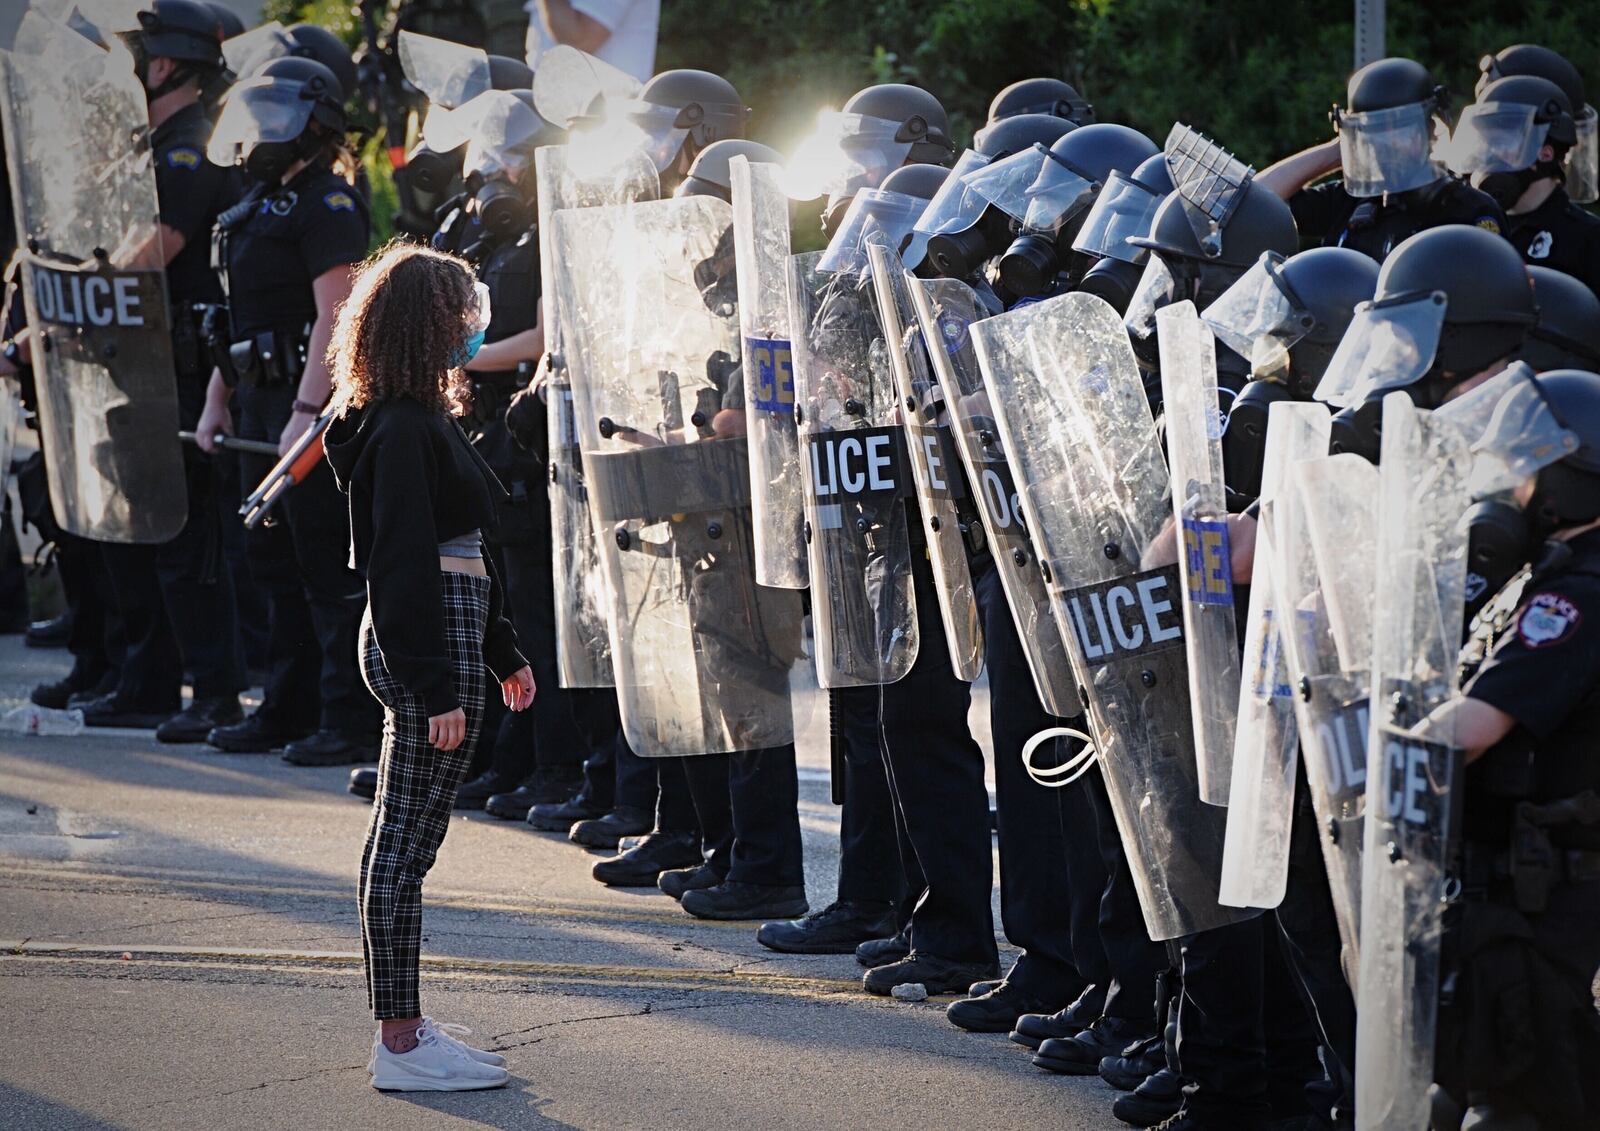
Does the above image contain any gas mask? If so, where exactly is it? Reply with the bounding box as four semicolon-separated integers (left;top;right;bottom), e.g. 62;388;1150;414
467;171;532;238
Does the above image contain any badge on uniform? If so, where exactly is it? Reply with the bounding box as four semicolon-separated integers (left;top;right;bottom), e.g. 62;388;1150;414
1527;230;1553;259
1475;215;1503;234
165;146;201;170
1517;591;1581;648
324;190;357;213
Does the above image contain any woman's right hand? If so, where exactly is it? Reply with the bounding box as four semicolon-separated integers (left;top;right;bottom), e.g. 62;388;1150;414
428;707;467;751
195;396;233;455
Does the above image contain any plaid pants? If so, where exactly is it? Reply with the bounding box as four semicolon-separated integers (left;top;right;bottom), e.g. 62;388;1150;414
357;571;491;1020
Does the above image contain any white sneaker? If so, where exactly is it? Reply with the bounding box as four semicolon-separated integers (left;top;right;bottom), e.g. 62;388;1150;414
369;1023;509;1091
368;1020;507;1071
424;1019;507;1067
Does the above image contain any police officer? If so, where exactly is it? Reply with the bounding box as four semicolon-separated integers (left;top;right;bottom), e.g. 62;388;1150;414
1257;57;1505;261
79;0;251;741
196;56;381;764
611;68;748;187
762;86;995;981
651;138;810;921
977;76;1095;136
1477;43;1598;207
1448;75;1600;295
1430;368;1600;1129
1324;224;1539;463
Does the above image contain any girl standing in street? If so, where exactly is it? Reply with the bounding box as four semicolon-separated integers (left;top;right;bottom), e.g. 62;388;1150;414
324;242;537;1091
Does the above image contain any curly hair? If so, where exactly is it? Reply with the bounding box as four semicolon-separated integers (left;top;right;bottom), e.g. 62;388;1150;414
327;240;477;418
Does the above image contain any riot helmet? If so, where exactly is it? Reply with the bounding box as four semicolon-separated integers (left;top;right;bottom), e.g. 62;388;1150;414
1479;43;1597;202
1210;247;1379;495
974;113;1076;160
447;90;560;237
285;22;356;101
984;124;1158;296
1322;224;1537;458
1447;75;1575;210
488;55;534;91
785;84;953;204
207;55;347;183
1073;151;1174;312
406;51;545;196
983;77;1095;128
204;3;244;41
676;139;783;202
1331;57;1448;198
1124;175;1299;336
1519;266;1600;373
1203;246;1379;393
119;0;225;99
879;163;949;272
625;69;747;173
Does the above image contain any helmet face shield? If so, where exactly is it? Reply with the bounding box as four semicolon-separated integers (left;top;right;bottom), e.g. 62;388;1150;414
1071;170;1163;263
783;111;911;200
398;30;491;111
962;144;1093;231
1565;107;1598;202
1336;101;1445;197
1436;363;1580;497
206;77;314;165
1201;252;1314;373
1313;291;1447;407
220;21;294;82
1124;254;1176;340
428;91;547;178
817;187;926;277
1444;101;1551;175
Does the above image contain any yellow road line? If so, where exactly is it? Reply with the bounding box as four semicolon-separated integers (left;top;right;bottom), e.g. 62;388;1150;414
0;939;864;998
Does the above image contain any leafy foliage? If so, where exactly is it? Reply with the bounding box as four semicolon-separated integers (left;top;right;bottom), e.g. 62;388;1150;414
268;0;1600;243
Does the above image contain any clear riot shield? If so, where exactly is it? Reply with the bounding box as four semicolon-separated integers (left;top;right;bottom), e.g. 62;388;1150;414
1354;395;1469;1131
789;251;918;688
1273;452;1382;979
536;144;659;688
729;156;806;589
1157;301;1243;805
553;196;805;756
1219;402;1331;910
914;275;1080;716
976;291;1254;941
0;14;186;543
866;239;982;682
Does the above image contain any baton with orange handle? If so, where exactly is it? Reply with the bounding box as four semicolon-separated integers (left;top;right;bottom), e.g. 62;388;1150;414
239;411;334;529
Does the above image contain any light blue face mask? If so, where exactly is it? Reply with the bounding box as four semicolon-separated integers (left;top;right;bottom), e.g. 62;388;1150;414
452;327;486;368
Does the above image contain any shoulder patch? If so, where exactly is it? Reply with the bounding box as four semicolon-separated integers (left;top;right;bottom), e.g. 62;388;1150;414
323;190;356;213
1475;216;1502;234
165;146;202;170
1516;591;1583;649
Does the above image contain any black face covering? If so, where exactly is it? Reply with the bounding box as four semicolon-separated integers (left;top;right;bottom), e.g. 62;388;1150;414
1075;255;1143;314
471;176;531;238
1472;164;1546;211
1462;497;1534;620
243;138;302;185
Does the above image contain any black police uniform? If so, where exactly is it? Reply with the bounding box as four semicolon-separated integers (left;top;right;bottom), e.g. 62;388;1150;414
1289;176;1506;262
973;542;1103;1007
1443;531;1600;1125
217;163;378;740
98;101;247;718
669;362;806;889
1504;184;1600;297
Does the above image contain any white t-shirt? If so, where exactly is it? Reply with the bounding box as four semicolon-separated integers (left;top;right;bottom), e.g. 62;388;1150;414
525;0;660;84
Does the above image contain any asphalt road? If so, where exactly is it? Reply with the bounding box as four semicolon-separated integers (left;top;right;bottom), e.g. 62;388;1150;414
0;636;1121;1130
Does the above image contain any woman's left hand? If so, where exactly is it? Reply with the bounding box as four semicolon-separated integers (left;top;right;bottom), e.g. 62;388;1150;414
502;666;536;712
278;409;316;457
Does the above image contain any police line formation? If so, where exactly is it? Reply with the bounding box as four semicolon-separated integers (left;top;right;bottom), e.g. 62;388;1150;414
2;0;1599;1124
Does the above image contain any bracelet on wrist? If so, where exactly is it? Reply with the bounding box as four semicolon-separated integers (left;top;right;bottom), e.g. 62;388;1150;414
291;398;324;416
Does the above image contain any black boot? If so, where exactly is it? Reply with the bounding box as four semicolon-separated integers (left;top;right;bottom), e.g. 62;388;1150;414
1010;983;1109;1050
855;929;911;968
527;792;609;831
456;770;522;811
755;900;899;955
1033;1016;1152;1076
570;806;653;849
207;714;312;754
680;881;808;921
863;952;1000;997
658;863;725;900
25;612;71;649
81;694;182;730
348;766;377;801
1111;1067;1184;1126
155;697;244;744
1100;1033;1168;1090
947;980;1068;1034
590;831;702;887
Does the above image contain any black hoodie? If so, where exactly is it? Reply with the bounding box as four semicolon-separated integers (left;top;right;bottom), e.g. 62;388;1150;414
325;397;526;716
